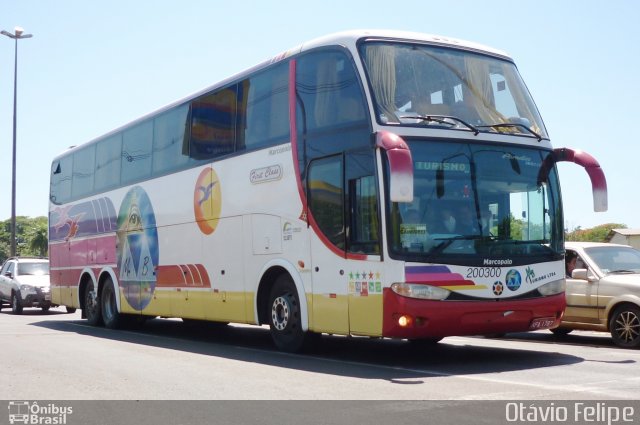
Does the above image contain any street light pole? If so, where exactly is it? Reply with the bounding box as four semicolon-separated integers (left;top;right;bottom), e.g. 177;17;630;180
1;26;32;257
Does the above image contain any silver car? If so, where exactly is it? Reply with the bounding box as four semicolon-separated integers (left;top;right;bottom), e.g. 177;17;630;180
555;242;640;348
0;257;53;314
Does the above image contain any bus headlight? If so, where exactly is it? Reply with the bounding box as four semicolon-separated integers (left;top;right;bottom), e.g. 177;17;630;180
537;279;565;296
391;282;450;300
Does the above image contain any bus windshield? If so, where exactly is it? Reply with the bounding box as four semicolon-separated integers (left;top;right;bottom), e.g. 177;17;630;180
361;41;548;140
388;140;563;263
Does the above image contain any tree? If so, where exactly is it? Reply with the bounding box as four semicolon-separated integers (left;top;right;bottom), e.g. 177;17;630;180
0;216;48;263
566;223;627;242
27;223;48;257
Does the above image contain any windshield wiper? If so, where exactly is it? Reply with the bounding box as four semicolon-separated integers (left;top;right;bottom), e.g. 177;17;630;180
399;114;480;135
499;239;549;245
476;123;542;141
608;269;639;274
427;235;494;257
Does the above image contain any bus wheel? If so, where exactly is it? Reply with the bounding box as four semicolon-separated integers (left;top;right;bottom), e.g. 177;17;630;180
101;278;124;329
609;304;640;348
268;275;306;352
550;327;572;337
84;281;103;326
409;337;443;349
65;306;77;314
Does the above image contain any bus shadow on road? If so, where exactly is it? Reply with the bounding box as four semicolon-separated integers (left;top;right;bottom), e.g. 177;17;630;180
32;317;587;382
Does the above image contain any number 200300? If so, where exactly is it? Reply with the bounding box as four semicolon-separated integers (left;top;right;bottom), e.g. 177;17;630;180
466;267;502;279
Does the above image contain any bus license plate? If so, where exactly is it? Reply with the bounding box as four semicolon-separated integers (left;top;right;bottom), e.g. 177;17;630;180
529;317;556;330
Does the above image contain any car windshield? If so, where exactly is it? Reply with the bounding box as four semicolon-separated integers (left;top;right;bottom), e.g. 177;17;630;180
387;139;563;263
584;246;640;275
360;41;548;139
18;262;49;276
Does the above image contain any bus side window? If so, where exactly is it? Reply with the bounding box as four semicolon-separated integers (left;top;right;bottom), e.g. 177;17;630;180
189;85;237;160
50;156;73;205
307;155;345;251
71;144;96;199
152;104;190;175
346;150;379;255
297;49;368;132
237;61;289;151
121;120;153;184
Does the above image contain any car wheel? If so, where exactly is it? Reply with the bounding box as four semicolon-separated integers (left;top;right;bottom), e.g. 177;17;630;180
551;327;573;336
609;304;640;348
84;281;103;326
65;306;77;314
11;292;23;315
268;274;308;352
101;278;124;329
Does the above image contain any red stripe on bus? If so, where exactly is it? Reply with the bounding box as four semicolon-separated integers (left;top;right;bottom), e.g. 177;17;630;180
156;264;212;288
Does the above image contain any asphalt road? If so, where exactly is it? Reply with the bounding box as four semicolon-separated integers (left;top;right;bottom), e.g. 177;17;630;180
1;306;639;401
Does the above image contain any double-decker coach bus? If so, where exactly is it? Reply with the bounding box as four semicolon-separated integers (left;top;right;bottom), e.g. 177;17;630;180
49;30;607;352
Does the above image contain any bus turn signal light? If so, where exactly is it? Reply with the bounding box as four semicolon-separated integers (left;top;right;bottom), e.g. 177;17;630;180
398;315;413;327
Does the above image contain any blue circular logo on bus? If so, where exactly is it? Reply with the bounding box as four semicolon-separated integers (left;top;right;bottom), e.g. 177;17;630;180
116;186;159;311
505;269;522;291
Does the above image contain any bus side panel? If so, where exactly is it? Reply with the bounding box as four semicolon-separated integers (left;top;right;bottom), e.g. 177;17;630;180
347;263;384;336
202;215;246;323
309;232;349;335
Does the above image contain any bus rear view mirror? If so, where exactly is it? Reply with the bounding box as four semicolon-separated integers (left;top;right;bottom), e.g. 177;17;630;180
538;147;608;212
376;131;413;203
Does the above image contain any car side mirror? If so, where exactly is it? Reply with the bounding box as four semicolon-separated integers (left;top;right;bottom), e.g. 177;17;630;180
571;268;588;280
571;268;597;282
5;271;13;279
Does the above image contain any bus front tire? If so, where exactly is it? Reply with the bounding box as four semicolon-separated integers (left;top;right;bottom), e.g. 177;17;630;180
409;337;443;349
550;327;572;336
268;275;307;353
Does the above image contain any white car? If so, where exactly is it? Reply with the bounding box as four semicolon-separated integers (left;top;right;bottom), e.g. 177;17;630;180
0;257;53;314
555;242;640;348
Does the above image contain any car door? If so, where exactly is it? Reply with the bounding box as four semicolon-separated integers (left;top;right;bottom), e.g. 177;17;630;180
0;261;14;301
0;262;8;301
564;250;600;324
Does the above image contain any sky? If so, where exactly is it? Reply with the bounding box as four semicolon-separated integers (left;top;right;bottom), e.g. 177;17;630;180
1;0;638;231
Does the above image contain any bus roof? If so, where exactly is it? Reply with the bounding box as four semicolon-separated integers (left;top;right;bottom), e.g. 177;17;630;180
295;30;511;61
53;30;512;160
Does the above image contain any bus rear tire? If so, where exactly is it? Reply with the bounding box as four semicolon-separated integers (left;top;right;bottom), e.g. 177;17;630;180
84;281;103;326
268;275;307;353
101;278;123;329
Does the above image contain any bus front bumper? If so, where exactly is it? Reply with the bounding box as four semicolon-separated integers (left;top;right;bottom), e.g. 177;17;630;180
382;289;565;339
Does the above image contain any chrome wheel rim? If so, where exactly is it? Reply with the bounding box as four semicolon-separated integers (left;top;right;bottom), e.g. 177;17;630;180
614;310;640;344
271;296;290;331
